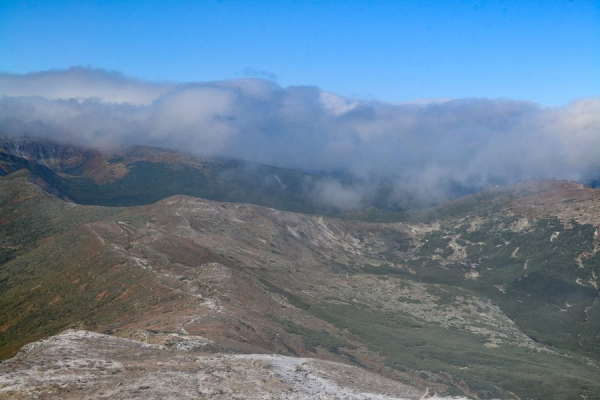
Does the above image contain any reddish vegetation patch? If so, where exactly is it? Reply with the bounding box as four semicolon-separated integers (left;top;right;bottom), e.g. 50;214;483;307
122;146;211;177
106;263;128;277
509;181;595;206
113;284;139;302
48;294;62;306
37;236;56;246
148;237;222;267
442;180;600;221
0;317;22;333
79;156;130;184
95;291;108;301
501;181;599;221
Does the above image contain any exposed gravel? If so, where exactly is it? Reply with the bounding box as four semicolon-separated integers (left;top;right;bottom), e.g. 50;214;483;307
0;330;469;400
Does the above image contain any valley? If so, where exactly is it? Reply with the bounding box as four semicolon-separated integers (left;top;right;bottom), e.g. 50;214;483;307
1;158;599;398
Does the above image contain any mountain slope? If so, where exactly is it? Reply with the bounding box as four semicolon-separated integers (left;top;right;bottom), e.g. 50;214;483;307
0;136;342;214
0;170;599;399
0;330;440;400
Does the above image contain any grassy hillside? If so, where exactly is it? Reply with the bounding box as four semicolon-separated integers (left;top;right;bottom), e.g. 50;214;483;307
1;169;600;399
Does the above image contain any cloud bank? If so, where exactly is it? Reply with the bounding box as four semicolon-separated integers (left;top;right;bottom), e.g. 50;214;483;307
1;67;599;209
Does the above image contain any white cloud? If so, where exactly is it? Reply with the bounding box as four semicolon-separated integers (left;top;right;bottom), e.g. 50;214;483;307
0;67;172;105
0;67;599;207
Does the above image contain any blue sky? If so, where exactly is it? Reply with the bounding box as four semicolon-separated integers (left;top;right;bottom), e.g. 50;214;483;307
0;0;599;105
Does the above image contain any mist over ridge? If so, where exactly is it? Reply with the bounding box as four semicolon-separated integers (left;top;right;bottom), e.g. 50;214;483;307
1;67;599;210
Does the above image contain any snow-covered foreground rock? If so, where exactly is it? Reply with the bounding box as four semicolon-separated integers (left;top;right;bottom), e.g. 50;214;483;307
0;330;468;399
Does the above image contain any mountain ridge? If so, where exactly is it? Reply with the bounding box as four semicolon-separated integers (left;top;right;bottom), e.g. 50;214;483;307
0;135;343;213
0;135;505;215
1;167;599;398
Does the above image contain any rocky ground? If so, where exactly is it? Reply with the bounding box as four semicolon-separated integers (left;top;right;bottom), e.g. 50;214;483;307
0;330;464;400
